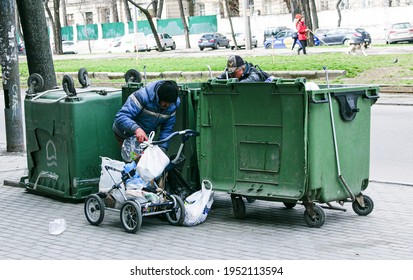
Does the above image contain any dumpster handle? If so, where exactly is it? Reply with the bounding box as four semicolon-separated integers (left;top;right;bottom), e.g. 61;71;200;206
207;65;213;79
324;66;356;201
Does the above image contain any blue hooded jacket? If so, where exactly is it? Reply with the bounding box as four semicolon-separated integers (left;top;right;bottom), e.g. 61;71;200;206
113;80;180;150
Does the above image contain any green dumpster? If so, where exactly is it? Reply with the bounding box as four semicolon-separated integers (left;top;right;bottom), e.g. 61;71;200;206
20;87;123;200
196;78;379;227
121;82;201;188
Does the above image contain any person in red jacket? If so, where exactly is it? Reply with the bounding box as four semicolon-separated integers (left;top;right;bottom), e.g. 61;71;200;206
295;14;309;55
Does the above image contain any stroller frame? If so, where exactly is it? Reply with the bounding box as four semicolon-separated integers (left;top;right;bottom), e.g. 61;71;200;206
84;129;199;233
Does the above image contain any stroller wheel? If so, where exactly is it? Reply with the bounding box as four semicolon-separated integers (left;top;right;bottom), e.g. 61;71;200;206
84;194;105;226
120;201;142;233
164;195;185;226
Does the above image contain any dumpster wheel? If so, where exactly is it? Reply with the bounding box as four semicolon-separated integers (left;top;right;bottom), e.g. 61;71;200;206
125;69;142;83
231;194;246;219
120;200;142;233
303;204;325;228
62;75;77;96
78;68;91;88
84;194;105;226
164;195;185;226
27;73;44;93
352;195;374;216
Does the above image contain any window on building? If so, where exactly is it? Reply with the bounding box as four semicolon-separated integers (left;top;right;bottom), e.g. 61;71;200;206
85;12;93;25
320;0;329;11
264;0;272;15
280;0;288;14
199;3;205;16
67;14;74;26
248;0;254;14
100;8;110;23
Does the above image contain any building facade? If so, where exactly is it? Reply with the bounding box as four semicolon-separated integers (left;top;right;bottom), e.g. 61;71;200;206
58;0;413;26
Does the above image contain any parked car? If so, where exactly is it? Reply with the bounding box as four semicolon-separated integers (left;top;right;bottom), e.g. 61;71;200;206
385;22;413;44
197;33;230;50
229;32;258;49
62;41;78;54
18;42;25;54
264;29;298;49
312;28;332;46
314;27;371;46
146;33;176;51
263;26;290;45
107;33;147;53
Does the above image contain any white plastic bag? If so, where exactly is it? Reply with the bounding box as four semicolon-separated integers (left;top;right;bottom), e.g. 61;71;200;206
183;180;214;226
136;132;170;182
99;157;125;192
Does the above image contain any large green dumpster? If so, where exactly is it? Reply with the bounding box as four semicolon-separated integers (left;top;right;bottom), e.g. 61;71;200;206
121;82;201;188
196;78;379;227
20;87;122;200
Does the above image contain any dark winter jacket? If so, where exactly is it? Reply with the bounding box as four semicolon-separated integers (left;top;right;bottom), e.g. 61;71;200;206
218;62;265;82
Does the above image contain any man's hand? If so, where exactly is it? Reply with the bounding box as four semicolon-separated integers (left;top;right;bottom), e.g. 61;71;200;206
134;128;148;143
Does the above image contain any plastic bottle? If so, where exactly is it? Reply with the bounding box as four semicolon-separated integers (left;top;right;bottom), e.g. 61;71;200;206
48;218;67;235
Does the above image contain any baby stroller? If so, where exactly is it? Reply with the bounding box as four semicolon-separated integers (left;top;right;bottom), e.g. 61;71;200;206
84;129;200;233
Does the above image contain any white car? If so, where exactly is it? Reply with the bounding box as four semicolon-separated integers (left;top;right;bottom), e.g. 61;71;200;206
385;22;413;44
229;33;258;50
62;41;78;54
146;33;176;51
107;33;148;53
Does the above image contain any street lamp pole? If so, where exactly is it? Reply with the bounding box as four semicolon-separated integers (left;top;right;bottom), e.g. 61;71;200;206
243;0;252;50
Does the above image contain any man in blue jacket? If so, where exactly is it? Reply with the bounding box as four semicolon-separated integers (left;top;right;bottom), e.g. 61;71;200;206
113;80;180;151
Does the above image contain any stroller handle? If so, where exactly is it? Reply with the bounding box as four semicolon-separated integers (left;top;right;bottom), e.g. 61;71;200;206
143;129;199;147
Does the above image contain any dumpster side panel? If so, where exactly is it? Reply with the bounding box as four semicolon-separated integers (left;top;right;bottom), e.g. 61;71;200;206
308;87;378;202
24;90;122;200
197;80;307;201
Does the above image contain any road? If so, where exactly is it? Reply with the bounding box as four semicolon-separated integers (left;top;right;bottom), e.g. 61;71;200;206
370;103;413;185
16;41;413;61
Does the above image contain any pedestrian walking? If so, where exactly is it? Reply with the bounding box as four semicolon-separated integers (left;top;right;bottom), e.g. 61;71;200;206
296;14;309;55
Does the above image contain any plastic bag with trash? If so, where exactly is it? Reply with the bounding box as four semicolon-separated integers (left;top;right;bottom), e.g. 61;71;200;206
121;136;143;162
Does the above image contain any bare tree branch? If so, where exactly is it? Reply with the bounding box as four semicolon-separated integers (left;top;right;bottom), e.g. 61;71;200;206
128;0;164;51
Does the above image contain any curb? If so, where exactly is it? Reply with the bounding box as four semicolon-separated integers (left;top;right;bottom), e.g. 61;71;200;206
55;70;347;82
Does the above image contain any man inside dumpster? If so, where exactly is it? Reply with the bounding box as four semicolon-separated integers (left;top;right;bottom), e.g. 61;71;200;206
112;80;180;152
218;55;268;82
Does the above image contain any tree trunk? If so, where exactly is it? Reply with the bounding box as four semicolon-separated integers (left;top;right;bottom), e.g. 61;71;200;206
178;0;190;49
123;0;132;22
44;0;62;55
225;0;238;49
128;0;163;51
336;0;343;27
300;0;314;46
290;0;302;19
53;0;63;54
61;0;68;26
0;0;25;152
16;6;24;43
112;0;119;22
310;0;319;31
16;0;57;91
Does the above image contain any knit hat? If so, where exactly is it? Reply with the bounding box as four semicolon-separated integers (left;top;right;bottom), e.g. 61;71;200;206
227;55;245;73
157;81;178;103
295;14;302;19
